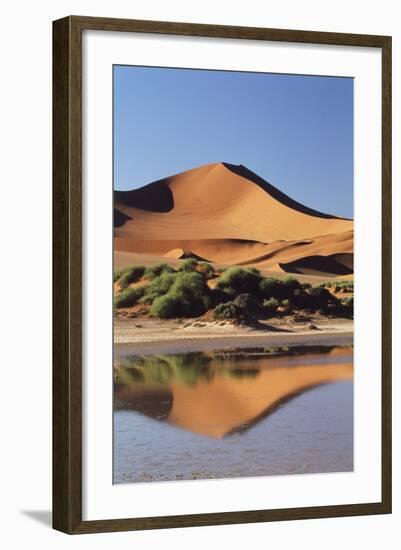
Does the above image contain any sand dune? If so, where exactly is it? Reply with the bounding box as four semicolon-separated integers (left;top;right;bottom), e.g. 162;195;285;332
114;162;353;277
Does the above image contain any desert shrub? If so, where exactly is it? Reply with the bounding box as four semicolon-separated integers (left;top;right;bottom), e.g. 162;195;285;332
118;265;146;288
214;301;244;321
341;296;354;308
169;272;211;314
113;268;126;283
233;293;261;317
210;287;232;307
259;278;286;299
260;276;302;300
318;280;354;292
216;267;261;296
308;286;336;309
281;299;291;308
140;273;176;304
318;281;329;288
290;289;311;308
263;297;280;311
309;286;332;299
336;280;354;293
178;258;199;272
150;295;182;318
148;272;211;318
144;263;175;279
114;285;147;308
178;259;215;278
339;296;354;318
281;276;302;292
198;261;215;278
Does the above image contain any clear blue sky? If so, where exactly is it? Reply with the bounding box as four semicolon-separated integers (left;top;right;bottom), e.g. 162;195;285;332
114;65;353;218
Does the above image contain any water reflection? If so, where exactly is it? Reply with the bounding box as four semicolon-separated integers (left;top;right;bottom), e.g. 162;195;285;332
114;346;353;439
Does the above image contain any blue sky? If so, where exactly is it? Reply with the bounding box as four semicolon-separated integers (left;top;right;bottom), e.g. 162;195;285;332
114;65;353;218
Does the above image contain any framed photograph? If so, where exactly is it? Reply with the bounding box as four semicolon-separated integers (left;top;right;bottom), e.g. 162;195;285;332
53;16;392;534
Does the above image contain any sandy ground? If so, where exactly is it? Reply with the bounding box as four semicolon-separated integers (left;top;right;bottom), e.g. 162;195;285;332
114;315;353;355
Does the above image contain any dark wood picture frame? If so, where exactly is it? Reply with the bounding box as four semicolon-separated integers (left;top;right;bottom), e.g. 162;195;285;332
53;15;392;534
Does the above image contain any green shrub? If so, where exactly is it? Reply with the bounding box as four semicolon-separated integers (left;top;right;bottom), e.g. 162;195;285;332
169;272;211;314
247;267;261;276
171;271;207;295
263;297;280;311
259;278;285;299
198;261;215;278
178;259;215;277
337;280;353;292
308;286;336;309
309;286;332;299
150;295;182;318
118;265;146;288
178;258;199;272
210;287;232;306
281;299;291;308
214;301;244;321
114;268;126;283
148;271;211;318
341;296;354;308
140;273;176;304
216;267;261;295
282;276;302;292
339;295;354;318
144;263;175;279
259;276;302;300
318;280;353;292
114;285;147;308
233;293;261;316
290;288;310;308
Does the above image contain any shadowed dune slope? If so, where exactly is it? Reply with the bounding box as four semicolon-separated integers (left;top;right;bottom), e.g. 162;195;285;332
114;162;353;276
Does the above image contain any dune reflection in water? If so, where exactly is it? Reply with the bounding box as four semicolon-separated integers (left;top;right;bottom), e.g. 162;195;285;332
114;346;353;483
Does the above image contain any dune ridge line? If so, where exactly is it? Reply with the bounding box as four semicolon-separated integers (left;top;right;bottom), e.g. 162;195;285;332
114;162;353;277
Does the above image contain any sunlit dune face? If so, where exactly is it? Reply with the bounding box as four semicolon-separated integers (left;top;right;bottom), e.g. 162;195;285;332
113;163;353;277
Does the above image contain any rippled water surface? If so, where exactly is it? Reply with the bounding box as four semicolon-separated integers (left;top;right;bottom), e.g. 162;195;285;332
113;346;353;484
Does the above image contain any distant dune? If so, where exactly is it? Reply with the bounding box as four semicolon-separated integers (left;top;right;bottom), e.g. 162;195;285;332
114;162;353;277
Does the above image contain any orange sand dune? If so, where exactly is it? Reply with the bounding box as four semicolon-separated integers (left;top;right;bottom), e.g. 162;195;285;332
114;162;353;277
